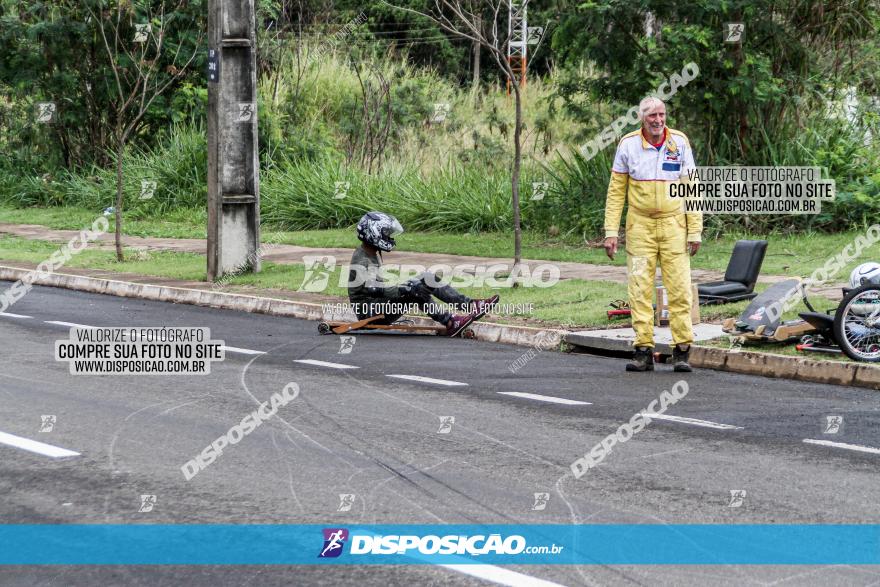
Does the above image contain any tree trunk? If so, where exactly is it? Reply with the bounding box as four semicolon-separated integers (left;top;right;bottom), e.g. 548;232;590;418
731;9;747;158
472;15;481;89
115;133;124;262
511;82;523;286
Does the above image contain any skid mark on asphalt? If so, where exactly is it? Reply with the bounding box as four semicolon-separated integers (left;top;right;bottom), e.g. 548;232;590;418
270;429;305;514
103;395;199;522
245;341;738;586
155;394;212;417
258;342;565;528
240;341;363;466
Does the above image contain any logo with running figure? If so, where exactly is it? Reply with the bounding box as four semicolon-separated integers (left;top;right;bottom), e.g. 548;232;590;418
823;415;843;434
299;255;336;292
318;528;349;558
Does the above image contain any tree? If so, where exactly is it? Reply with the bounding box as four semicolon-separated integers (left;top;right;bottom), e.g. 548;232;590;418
0;1;206;171
86;0;202;261
382;0;534;275
553;0;879;164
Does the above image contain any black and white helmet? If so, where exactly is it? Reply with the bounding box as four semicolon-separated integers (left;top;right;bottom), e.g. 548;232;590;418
850;262;880;288
356;211;404;252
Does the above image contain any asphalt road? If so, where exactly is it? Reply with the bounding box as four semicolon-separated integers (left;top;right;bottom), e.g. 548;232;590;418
0;283;879;586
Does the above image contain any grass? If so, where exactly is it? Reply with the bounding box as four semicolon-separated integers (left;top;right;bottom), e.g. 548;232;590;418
698;337;853;362
0;234;631;328
0;236;206;281
3;204;879;282
1;230;853;364
0;205;207;239
0;232;842;328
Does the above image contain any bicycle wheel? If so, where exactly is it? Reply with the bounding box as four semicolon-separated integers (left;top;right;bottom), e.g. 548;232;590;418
833;284;880;362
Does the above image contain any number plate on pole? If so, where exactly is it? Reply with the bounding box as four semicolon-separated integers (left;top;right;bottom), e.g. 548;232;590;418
207;48;220;83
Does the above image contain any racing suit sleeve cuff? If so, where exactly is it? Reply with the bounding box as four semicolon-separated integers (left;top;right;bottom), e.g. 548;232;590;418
687;235;702;243
605;229;620;239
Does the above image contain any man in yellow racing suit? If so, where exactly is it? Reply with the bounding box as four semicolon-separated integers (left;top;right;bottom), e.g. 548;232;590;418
602;97;702;372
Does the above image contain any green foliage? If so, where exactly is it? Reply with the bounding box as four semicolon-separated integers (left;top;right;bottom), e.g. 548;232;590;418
261;156;547;233
537;148;616;239
552;0;880;235
2;1;877;239
0;0;206;170
0;122;207;214
553;0;876;161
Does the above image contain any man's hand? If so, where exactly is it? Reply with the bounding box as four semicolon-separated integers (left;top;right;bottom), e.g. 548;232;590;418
688;241;701;256
604;236;619;260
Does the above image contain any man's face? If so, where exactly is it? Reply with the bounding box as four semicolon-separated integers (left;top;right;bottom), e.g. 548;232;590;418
642;105;667;138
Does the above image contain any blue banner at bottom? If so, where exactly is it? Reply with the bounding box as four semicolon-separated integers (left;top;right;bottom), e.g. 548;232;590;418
0;524;878;565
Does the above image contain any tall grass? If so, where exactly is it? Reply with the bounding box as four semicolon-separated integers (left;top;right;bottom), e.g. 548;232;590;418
262;157;548;233
1;40;878;239
0;122;207;216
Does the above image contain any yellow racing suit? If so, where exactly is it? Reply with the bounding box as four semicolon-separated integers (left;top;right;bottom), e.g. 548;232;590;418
603;127;702;348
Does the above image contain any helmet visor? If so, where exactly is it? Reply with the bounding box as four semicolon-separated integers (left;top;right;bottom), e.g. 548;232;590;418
388;217;404;237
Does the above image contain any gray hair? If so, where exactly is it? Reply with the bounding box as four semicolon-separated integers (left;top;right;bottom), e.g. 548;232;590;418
638;97;666;121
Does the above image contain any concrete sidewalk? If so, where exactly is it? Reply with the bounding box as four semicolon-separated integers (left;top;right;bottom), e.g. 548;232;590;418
0;222;846;298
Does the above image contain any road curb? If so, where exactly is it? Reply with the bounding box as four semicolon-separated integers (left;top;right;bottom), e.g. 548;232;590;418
1;264;874;389
0;264;566;350
690;345;871;389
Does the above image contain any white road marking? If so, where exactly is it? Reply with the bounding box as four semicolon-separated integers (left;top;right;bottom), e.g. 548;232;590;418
803;439;880;455
441;564;567;587
0;430;80;458
353;529;564;586
648;414;743;430
45;321;94;329
386;374;467;387
498;391;591;405
220;345;265;355
294;359;359;370
0;312;31;319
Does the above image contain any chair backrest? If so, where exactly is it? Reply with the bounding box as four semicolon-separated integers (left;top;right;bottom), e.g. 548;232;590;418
724;240;767;288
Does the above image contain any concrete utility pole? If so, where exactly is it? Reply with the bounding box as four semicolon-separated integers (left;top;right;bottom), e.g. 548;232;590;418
207;0;261;281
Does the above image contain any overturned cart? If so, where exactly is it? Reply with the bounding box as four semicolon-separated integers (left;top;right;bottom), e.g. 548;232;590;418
724;280;880;362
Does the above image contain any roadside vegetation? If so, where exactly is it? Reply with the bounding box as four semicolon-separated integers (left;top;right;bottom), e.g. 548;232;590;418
2;204;878;280
0;1;876;358
0;233;837;331
2;3;879;243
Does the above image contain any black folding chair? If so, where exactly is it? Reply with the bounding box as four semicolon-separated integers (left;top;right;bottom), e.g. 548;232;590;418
697;240;767;305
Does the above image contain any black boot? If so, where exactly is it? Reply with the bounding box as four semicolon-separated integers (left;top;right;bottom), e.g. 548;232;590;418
626;346;654;372
672;344;692;372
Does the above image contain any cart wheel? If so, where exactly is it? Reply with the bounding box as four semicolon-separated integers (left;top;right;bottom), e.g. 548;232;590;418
833;284;880;362
462;328;476;339
317;322;332;335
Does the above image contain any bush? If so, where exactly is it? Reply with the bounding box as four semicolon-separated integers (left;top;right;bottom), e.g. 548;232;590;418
0;122;207;215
